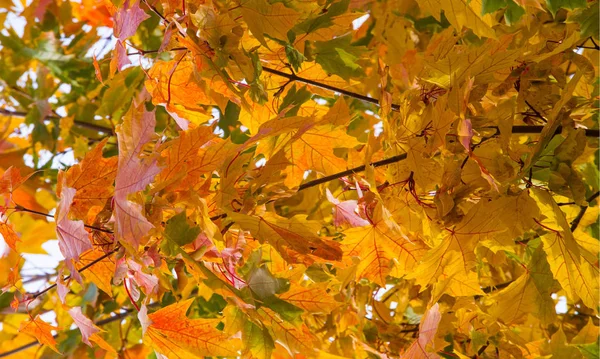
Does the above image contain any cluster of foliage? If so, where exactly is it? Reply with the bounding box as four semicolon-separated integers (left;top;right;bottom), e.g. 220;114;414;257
0;0;599;357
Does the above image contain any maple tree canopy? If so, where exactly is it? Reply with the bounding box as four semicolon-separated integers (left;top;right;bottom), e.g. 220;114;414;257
0;0;599;357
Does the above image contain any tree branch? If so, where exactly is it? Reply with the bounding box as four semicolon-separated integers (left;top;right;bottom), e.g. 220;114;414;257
261;66;400;111
29;248;118;299
0;303;160;358
0;108;115;135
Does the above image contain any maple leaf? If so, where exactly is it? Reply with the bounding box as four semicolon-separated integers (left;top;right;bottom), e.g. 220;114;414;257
0;166;31;195
230;212;343;263
155;125;218;192
278;283;342;313
76;248;116;296
2;0;600;357
487;246;557;325
68;307;116;352
113;0;149;41
326;189;370;227
56;185;93;283
533;189;599;311
343;223;428;286
19;316;60;354
57;139;118;220
403;303;441;359
240;0;300;47
114;104;161;247
143;299;241;357
0;223;20;252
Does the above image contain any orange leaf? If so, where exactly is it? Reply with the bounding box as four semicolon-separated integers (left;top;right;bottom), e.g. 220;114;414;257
144;299;241;357
0;223;20;252
76;247;116;296
57;139;118;220
156;125;217;192
19;316;60;354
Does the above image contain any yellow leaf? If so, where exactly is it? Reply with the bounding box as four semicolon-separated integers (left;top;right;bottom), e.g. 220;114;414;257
421;0;496;39
240;0;300;46
343;224;428;286
145;299;241;357
533;189;599;312
487;246;556;325
278;283;342;313
9;213;56;254
230;212;342;263
255;307;320;355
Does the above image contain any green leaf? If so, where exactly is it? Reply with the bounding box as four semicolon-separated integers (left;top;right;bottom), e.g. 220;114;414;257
567;2;599;39
243;321;275;358
165;212;201;247
546;0;587;16
482;0;508;15
285;44;306;72
314;35;365;80
576;341;600;359
294;0;350;35
278;84;312;116
504;0;525;24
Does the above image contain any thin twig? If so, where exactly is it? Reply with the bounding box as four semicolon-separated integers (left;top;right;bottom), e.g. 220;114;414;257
570;191;600;232
29;248;118;299
0;108;115;135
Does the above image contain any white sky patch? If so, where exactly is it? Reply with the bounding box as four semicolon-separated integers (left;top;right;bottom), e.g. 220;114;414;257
373;284;394;301
555;295;568;314
373;120;383;137
314;97;328;105
21;240;62;293
255;158;267;168
352;14;370;30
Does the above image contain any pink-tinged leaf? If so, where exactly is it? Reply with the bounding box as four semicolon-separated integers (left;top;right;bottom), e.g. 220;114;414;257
114;258;158;296
472;155;500;192
114;198;155;248
165;105;189;130
113;0;150;41
404;303;442;359
56;186;92;283
34;0;52;21
68;307;101;346
115;107;160;196
158;27;173;53
457;118;472;153
138;305;152;335
68;307;116;352
127;259;158;295
114;104;161;247
115;41;132;71
56;269;68;304
326;189;369;227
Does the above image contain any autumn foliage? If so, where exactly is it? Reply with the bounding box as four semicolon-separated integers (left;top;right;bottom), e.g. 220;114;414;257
0;0;599;358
